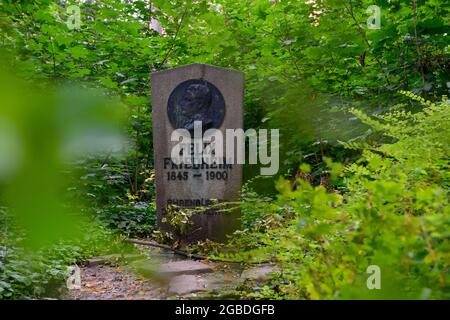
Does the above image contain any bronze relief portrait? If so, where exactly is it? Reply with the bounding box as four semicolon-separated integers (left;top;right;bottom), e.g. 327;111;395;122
167;79;225;132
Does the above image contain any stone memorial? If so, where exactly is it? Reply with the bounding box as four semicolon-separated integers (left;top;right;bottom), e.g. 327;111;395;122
151;63;244;242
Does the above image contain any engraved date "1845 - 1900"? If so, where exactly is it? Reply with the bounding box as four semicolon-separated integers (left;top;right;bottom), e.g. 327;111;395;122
166;170;229;181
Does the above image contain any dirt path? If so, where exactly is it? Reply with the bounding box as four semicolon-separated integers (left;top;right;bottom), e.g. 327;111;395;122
70;264;167;300
66;244;275;300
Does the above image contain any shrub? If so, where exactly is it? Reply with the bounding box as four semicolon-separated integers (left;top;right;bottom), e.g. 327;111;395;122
222;93;449;299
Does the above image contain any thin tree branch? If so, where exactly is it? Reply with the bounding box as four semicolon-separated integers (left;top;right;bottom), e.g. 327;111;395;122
412;0;425;85
161;7;189;65
344;0;392;86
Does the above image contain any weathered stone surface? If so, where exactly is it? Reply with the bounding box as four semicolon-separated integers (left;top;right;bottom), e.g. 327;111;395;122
151;63;244;243
240;265;278;282
159;260;213;277
168;275;207;295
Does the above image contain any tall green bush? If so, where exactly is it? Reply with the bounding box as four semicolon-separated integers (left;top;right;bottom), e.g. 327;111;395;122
224;93;449;299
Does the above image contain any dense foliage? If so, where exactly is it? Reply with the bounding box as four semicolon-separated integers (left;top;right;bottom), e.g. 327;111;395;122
221;92;449;299
0;0;448;299
0;207;126;299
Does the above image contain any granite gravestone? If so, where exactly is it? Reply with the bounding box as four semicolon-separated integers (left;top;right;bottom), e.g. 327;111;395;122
151;63;244;242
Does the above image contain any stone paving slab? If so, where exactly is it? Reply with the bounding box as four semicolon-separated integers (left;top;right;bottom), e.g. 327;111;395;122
168;275;207;295
159;260;213;277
